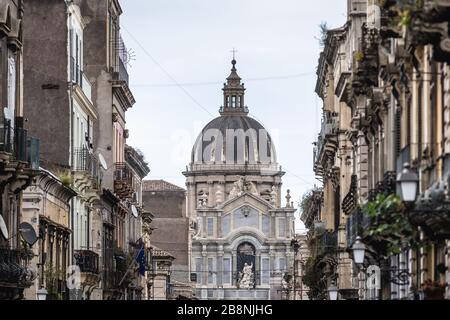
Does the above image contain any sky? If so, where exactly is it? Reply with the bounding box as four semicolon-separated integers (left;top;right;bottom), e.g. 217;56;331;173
120;0;347;233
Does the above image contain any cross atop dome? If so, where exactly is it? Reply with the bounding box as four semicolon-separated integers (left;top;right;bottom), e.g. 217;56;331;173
220;57;248;115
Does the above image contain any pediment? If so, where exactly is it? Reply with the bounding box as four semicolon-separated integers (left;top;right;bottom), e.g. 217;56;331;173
220;192;274;214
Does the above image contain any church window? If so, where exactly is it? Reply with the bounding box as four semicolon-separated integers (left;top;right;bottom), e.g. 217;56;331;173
195;257;203;284
207;217;214;237
208;257;215;284
278;257;286;273
262;215;270;236
261;257;270;284
223;258;232;284
231;96;237;108
277;218;286;238
222;214;230;236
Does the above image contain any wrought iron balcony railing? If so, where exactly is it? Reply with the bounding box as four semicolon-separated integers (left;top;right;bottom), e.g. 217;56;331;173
0;119;13;153
314;112;339;168
318;231;338;257
74;250;99;274
0;119;40;170
0;248;29;286
114;162;134;199
27;137;40;171
14;127;28;162
346;207;374;248
73;147;101;188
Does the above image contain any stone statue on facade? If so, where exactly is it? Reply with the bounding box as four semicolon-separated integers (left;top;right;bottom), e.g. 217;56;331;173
270;186;277;206
229;177;246;198
192;217;202;239
238;263;254;289
198;192;208;208
229;176;260;199
215;187;223;205
246;181;259;196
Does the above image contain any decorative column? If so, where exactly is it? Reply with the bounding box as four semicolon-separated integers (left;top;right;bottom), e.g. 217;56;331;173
186;181;196;219
202;245;208;296
270;212;276;239
419;229;428;285
255;250;261;286
356;131;369;200
444;66;450;154
217;245;224;299
232;252;237;286
207;181;214;207
217;212;222;238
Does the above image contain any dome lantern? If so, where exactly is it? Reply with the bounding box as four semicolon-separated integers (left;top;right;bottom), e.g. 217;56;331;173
220;58;248;115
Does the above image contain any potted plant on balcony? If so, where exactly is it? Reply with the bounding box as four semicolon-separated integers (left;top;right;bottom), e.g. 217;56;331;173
420;280;446;300
313;220;326;235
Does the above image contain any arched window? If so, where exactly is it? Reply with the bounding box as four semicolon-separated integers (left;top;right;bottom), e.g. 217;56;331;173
236;242;256;288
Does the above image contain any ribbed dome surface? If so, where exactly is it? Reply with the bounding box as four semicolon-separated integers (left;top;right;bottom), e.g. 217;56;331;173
191;114;277;165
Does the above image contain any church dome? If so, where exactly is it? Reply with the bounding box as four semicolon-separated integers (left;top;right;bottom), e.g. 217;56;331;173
191;60;277;165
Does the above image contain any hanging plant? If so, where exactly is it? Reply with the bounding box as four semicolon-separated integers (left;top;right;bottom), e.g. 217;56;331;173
398;9;411;27
354;51;364;63
362;194;418;256
56;170;72;187
302;257;327;300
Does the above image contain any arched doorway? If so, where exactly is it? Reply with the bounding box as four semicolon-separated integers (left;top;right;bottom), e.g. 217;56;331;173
236;242;256;289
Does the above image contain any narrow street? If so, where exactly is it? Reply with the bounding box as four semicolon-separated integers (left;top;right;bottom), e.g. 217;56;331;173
0;0;449;307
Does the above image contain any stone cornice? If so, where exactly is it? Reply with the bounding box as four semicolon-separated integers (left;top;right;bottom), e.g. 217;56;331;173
34;169;77;203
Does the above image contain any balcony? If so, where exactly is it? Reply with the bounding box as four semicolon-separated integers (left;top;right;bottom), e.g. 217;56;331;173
0;248;34;289
313;112;339;176
368;171;397;201
74;250;99;274
410;177;450;240
114;162;134;199
73;147;101;190
345;206;376;250
118;58;129;85
111;36;135;111
0;117;40;171
318;231;338;257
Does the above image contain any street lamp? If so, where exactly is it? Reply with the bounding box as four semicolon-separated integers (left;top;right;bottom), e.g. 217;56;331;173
351;237;366;265
328;282;339;301
36;287;48;301
396;163;419;203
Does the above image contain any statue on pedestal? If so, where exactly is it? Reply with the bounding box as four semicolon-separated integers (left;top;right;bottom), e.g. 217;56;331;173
238;262;254;289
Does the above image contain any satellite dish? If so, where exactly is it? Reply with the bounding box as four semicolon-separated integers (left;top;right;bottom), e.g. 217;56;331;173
0;215;9;240
131;205;139;218
98;153;108;170
19;222;38;246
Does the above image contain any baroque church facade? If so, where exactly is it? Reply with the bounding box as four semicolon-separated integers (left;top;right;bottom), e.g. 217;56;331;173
183;59;296;300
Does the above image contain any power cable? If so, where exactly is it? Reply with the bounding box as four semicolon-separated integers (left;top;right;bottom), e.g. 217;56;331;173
131;72;315;88
121;26;214;118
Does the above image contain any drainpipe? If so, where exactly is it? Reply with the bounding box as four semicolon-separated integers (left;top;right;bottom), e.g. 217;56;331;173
67;3;75;268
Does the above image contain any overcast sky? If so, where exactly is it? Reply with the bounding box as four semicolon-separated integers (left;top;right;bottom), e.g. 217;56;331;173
120;0;347;232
